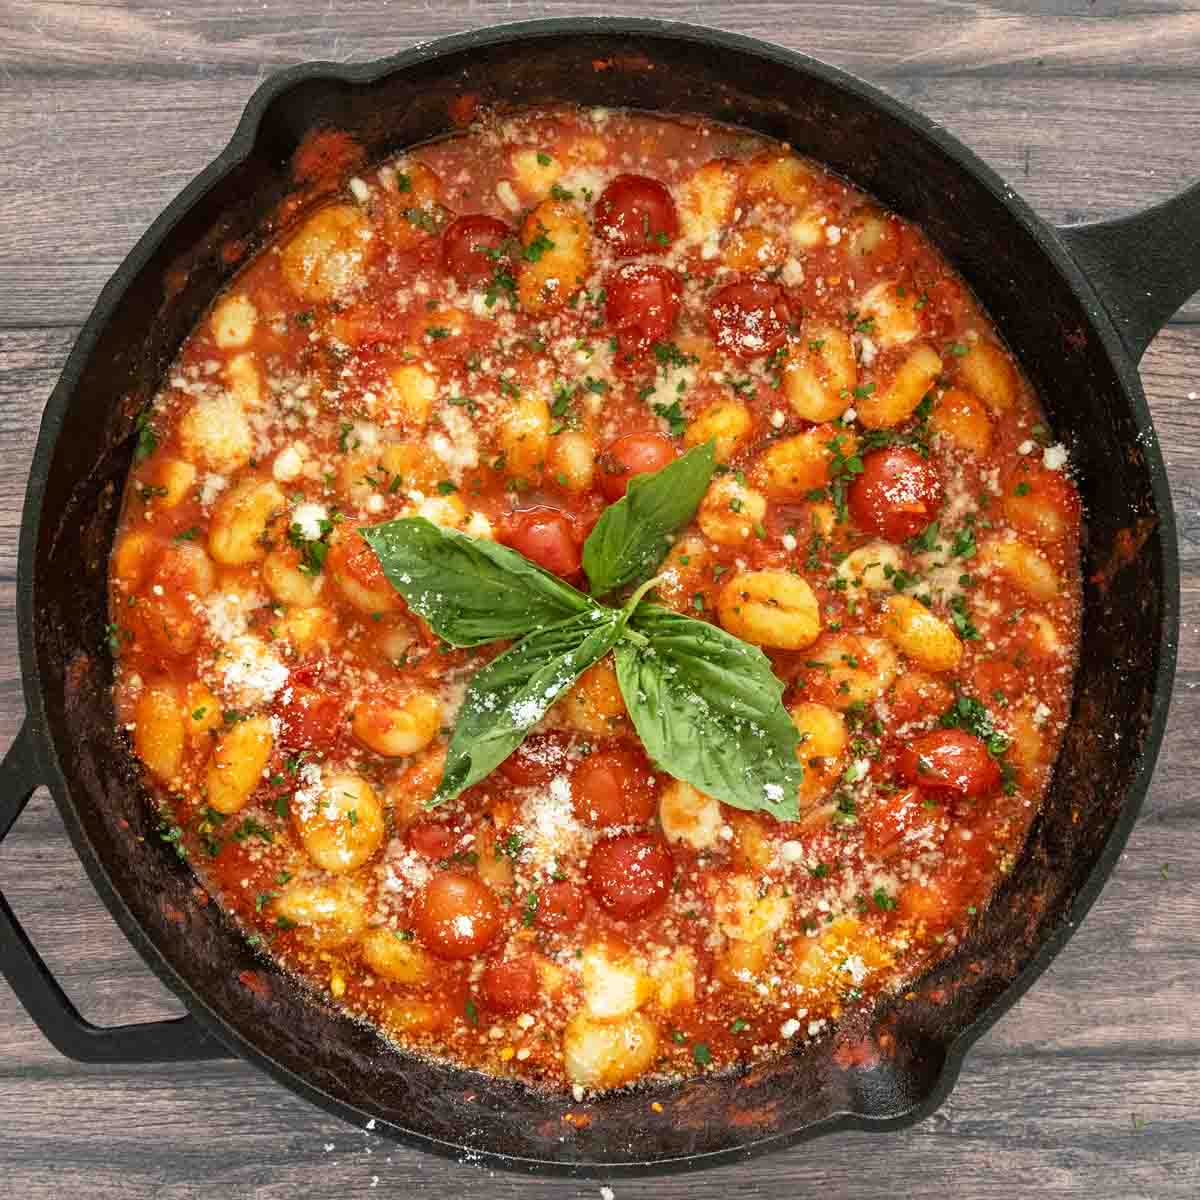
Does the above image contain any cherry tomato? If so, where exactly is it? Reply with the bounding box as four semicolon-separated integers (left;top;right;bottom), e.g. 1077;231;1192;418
593;174;678;256
605;264;682;356
597;433;677;501
586;833;673;919
480;953;539;1012
536;880;587;932
273;686;342;751
504;508;581;577
497;732;573;786
708;280;790;358
860;786;943;859
848;447;943;541
888;673;953;724
413;872;502;959
571;747;658;828
441;214;512;285
899;729;1001;797
407;822;457;859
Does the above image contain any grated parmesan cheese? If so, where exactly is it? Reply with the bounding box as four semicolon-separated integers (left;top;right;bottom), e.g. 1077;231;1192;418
199;473;228;506
1042;442;1068;471
291;501;328;540
220;636;289;707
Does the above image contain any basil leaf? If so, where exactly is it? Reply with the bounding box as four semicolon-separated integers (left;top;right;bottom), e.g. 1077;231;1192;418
613;604;802;820
361;517;592;647
431;609;623;806
582;441;717;596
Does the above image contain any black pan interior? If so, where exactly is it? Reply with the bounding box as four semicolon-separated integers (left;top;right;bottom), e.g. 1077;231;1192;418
25;24;1173;1172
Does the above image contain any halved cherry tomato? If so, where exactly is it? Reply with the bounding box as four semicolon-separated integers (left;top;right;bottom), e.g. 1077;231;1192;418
597;433;677;501
407;822;458;859
860;786;943;858
480;953;539;1012
708;279;790;358
571;747;658;828
412;872;502;959
899;729;1001;797
586;833;673;918
273;685;342;751
536;880;587;932
504;507;580;577
593;174;678;256
442;214;512;285
848;446;943;541
497;732;573;786
605;264;682;356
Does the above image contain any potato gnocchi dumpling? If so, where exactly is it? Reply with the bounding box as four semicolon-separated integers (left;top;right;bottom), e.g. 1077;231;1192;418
280;203;374;301
110;104;1080;1095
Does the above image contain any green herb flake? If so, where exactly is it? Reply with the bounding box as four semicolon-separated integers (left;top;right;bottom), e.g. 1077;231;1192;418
133;413;158;462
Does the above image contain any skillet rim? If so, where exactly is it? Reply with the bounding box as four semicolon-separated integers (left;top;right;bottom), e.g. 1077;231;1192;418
13;16;1181;1176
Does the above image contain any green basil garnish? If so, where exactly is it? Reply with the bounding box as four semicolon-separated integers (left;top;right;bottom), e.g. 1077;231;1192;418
432;608;624;805
361;517;591;646
364;445;802;817
615;605;801;821
582;440;716;596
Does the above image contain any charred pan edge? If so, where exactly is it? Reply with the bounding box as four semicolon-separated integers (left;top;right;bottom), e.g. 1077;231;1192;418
15;17;1179;1177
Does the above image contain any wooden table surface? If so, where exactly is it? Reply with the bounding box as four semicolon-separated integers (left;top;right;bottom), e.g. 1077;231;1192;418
1;2;1197;1196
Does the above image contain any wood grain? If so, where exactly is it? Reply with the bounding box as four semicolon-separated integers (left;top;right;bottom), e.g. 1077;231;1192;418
1;3;1198;1197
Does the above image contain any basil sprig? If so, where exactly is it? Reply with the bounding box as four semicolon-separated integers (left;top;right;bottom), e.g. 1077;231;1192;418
364;442;802;818
361;518;591;646
614;605;801;821
583;441;716;595
436;608;626;803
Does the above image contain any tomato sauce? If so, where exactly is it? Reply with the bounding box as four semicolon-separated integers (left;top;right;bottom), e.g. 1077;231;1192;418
108;105;1082;1093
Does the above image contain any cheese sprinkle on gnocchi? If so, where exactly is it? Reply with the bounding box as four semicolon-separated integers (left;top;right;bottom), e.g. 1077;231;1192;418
110;106;1081;1093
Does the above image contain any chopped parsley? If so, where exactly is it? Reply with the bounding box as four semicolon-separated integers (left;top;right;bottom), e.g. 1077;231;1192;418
939;694;1010;756
652;341;698;370
948;595;981;641
484;268;517;308
287;515;334;575
824;434;865;522
654;400;688;437
133;412;158;461
522;229;555;262
232;817;274;845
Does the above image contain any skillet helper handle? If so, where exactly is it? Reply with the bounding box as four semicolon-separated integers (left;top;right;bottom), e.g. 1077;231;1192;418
0;722;231;1063
1058;180;1200;363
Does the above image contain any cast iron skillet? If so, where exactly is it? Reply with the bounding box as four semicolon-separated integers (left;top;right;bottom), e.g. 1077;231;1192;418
0;18;1195;1178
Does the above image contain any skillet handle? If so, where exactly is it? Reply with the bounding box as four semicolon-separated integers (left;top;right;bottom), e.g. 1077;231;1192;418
1057;181;1200;363
0;722;232;1063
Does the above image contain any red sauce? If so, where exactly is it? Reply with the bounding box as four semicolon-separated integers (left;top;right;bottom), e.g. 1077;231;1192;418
109;105;1082;1094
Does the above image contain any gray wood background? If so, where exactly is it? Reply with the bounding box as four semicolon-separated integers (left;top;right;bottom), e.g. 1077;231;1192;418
1;2;1197;1196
